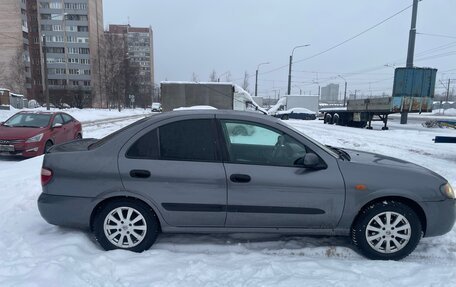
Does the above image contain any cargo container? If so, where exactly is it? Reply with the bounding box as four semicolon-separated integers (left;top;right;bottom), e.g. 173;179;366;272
160;82;265;113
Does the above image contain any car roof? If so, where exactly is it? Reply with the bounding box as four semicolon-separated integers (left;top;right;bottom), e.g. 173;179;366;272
17;111;57;115
151;109;278;122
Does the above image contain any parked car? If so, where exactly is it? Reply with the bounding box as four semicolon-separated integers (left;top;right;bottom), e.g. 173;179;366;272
0;111;82;157
274;107;317;120
151;102;162;112
37;110;455;260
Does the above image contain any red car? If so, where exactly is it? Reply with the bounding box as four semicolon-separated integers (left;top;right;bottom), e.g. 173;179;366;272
0;111;82;157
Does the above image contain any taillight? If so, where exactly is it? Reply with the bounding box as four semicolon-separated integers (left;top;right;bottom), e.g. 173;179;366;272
41;168;53;186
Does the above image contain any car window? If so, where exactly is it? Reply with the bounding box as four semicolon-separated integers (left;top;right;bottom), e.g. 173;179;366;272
61;113;73;123
126;129;159;159
4;113;51;128
221;120;308;166
53;114;64;126
159;119;218;162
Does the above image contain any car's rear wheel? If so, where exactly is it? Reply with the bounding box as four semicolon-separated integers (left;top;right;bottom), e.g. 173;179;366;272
351;200;422;260
93;199;159;252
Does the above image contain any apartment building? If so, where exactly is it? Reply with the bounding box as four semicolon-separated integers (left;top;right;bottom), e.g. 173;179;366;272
107;24;155;106
0;0;103;106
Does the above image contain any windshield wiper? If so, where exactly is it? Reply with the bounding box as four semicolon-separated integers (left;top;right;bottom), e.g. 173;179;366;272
326;145;351;161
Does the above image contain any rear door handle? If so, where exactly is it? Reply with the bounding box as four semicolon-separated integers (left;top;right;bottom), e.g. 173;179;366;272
130;169;151;179
230;174;251;183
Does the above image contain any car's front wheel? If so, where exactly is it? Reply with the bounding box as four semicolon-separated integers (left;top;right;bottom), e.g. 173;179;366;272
351;200;422;260
93;199;159;252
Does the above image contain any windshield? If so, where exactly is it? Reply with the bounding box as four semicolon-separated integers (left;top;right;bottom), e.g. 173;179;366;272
279;122;340;158
3;113;52;128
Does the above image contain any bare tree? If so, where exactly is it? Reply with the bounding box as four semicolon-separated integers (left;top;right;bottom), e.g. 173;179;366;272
242;71;250;92
0;48;27;94
224;71;232;82
191;72;199;82
100;32;127;110
209;69;217;82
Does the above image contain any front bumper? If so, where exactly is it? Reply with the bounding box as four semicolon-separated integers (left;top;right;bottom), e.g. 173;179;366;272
422;198;456;237
0;141;43;157
37;193;96;229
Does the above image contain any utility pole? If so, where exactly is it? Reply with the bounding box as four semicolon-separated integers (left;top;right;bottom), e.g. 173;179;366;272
446;79;451;103
287;44;310;95
42;35;50;111
255;62;269;97
401;0;419;124
338;75;347;107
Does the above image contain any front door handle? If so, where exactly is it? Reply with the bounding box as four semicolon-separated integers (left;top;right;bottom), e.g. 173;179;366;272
130;169;151;179
230;174;251;183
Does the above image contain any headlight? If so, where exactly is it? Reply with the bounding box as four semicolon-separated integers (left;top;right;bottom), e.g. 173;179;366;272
26;133;44;143
440;183;455;199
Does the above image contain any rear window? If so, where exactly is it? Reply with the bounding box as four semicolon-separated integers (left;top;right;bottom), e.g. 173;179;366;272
89;117;149;150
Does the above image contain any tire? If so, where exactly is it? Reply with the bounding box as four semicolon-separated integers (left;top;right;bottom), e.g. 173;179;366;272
325;114;333;125
351;200;422;260
333;114;340;125
281;114;289;120
44;141;53;153
93;199;160;252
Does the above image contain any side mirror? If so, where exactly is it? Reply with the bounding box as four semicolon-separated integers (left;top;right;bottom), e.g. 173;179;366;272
294;153;326;170
53;123;63;128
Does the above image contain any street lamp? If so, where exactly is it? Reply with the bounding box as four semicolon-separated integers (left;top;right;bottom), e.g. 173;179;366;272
287;44;310;95
255;62;269;97
338;75;347;107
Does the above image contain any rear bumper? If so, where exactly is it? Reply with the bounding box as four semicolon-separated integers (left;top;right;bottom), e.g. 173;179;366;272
37;193;95;229
423;199;456;237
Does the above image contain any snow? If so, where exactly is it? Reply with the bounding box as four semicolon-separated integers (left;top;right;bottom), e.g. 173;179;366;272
173;105;217;111
277;107;316;115
0;114;456;286
0;107;152;123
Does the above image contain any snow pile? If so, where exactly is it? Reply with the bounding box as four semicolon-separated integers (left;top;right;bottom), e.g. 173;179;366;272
233;84;268;114
0;108;151;123
277;107;316;115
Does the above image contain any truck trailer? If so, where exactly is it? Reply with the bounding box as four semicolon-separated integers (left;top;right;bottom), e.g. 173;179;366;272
320;67;437;129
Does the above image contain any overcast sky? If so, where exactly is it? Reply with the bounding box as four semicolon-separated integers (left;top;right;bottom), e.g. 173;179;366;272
104;0;456;99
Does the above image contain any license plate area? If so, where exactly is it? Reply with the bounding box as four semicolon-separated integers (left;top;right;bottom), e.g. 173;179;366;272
0;145;15;152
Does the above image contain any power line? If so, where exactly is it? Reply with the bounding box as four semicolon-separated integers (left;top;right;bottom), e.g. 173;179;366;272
233;3;414;82
292;4;413;66
417;32;456;40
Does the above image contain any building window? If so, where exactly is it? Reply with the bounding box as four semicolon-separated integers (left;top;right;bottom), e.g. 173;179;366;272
79;48;90;54
77;26;89;32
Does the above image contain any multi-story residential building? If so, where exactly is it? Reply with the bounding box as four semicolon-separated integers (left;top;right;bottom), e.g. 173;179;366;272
0;0;103;107
106;24;155;107
320;83;340;104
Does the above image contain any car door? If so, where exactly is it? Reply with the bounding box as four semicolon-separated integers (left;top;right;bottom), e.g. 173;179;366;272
118;116;227;227
61;113;75;140
218;118;346;229
50;114;66;144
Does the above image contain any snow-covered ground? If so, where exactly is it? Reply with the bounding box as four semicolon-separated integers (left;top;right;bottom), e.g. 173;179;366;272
0;107;151;124
0;114;455;286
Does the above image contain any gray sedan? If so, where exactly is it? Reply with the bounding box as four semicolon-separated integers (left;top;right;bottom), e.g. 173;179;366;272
37;110;455;260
